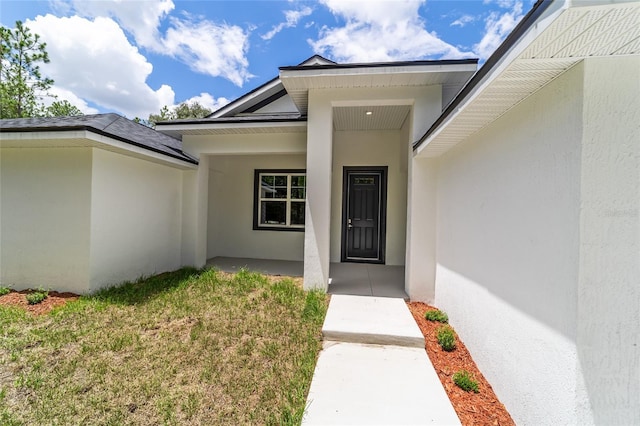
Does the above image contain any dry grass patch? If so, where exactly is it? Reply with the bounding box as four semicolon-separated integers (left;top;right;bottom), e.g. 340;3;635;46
0;268;328;425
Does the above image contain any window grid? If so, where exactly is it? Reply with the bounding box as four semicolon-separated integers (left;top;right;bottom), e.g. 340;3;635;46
258;172;305;229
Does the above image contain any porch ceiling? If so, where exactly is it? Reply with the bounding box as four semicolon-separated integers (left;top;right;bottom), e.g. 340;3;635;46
415;1;640;157
333;105;411;131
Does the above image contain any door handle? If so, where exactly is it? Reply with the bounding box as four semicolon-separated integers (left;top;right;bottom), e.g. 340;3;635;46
348;218;353;229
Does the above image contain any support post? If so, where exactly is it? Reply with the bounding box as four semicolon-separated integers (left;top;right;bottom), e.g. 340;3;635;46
304;90;333;290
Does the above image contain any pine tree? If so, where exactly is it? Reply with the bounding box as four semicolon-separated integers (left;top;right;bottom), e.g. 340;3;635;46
45;100;83;117
0;21;54;118
148;101;212;126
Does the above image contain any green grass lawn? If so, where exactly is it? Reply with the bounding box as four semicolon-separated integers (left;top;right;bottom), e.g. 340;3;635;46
0;268;328;425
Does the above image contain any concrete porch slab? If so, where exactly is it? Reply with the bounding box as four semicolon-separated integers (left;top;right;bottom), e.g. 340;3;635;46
206;256;303;276
322;295;424;348
207;257;408;298
302;341;461;425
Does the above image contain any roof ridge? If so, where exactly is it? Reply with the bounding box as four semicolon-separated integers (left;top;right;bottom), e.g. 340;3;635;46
296;54;337;66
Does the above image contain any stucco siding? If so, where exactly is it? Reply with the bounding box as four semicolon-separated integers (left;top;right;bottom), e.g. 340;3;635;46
207;154;306;261
89;149;183;291
434;63;585;424
577;55;640;425
0;148;92;293
331;129;408;265
183;132;306;157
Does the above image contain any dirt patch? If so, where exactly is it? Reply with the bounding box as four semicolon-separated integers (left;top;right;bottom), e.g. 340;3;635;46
0;290;79;315
408;302;515;426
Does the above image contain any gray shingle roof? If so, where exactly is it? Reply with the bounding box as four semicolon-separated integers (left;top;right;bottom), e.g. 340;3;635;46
0;113;197;164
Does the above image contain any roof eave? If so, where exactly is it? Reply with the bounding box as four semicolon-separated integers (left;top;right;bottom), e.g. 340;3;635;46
156;116;306;126
156;119;308;137
279;58;478;72
279;60;479;116
208;76;284;118
0;128;198;168
413;0;557;154
414;0;640;157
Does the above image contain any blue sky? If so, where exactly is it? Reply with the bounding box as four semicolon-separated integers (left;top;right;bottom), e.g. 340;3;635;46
1;0;534;119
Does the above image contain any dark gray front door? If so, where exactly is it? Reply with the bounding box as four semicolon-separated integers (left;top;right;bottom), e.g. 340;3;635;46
342;167;387;263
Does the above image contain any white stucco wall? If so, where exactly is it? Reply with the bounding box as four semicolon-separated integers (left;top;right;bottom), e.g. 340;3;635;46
434;63;586;425
207;154;306;261
0;148;92;293
405;86;442;301
577;55;640;425
330;129;408;265
183;132;306;157
89;149;183;291
405;156;438;301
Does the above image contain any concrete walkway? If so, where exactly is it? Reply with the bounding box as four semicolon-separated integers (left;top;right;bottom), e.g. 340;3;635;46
303;295;461;425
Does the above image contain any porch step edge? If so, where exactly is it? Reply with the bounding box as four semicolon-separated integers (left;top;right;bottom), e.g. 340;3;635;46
321;294;425;348
322;330;425;348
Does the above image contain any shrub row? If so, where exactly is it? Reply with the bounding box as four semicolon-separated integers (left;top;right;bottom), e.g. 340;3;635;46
424;308;480;393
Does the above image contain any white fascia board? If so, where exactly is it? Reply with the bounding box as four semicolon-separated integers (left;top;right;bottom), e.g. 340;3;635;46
159;120;307;134
211;78;284;118
0;130;196;169
85;132;197;169
0;130;87;142
415;0;569;157
280;63;477;80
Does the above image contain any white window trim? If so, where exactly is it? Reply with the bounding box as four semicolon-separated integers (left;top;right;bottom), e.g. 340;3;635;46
254;169;306;231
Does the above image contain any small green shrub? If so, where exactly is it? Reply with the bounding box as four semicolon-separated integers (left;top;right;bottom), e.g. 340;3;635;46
26;290;48;305
424;309;448;323
0;286;10;296
453;370;479;393
436;325;456;351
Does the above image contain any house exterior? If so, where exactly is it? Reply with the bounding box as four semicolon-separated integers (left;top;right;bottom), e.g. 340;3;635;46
1;0;638;424
0;114;198;293
155;54;478;301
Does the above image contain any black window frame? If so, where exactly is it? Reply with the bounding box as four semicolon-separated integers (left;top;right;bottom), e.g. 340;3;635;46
253;169;306;232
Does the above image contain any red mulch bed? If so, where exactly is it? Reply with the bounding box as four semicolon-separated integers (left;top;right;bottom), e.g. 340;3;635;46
0;290;79;315
408;302;515;426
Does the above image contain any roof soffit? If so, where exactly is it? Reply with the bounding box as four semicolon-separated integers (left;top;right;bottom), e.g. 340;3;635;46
279;61;478;115
416;1;640;157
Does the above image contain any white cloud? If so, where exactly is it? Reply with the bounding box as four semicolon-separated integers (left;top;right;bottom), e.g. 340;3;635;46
180;92;230;113
474;0;524;59
47;86;100;115
451;14;475;28
61;0;251;86
27;14;175;118
69;0;174;51
261;6;313;40
163;17;251;86
483;0;520;8
310;0;473;63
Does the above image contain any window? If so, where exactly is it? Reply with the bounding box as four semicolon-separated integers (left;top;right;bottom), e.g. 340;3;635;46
254;169;306;231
